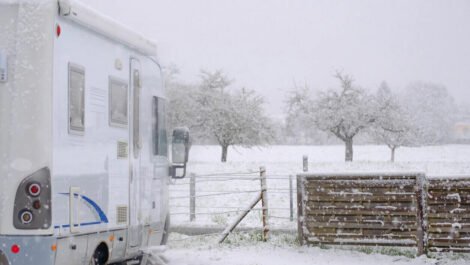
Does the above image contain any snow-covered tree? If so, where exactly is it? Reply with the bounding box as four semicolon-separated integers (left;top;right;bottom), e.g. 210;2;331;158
287;71;375;161
373;82;413;162
401;82;457;145
164;66;202;144
314;72;376;161
197;70;274;162
166;68;273;162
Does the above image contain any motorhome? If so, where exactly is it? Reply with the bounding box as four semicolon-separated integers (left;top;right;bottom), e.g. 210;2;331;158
0;0;189;264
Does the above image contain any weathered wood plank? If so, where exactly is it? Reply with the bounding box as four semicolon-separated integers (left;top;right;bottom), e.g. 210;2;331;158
306;221;417;230
307;209;418;216
306;180;415;188
307;215;416;223
428;247;470;253
427;227;470;233
308;186;415;194
302;174;418;181
428;231;470;237
306;194;415;203
428;239;470;247
304;239;416;247
304;233;416;240
427;184;470;189
427;212;470;219
427;207;470;214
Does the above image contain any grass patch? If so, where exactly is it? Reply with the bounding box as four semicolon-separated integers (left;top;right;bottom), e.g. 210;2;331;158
379;247;415;258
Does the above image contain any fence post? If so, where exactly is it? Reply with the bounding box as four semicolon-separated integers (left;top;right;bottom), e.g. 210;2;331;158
289;174;294;222
416;173;426;255
260;166;269;242
303;155;308;172
190;173;196;222
297;175;305;245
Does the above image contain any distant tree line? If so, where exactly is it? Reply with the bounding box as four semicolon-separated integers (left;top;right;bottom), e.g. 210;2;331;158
286;71;459;162
165;66;465;162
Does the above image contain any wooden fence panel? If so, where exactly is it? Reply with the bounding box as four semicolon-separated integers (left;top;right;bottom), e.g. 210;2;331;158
426;177;470;253
297;173;425;253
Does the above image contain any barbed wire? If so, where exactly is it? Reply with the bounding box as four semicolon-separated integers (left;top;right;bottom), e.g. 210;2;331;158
192;171;260;177
268;215;298;220
266;174;295;177
170;190;260;199
170;189;261;193
171;208;264;215
169;190;293;199
169;205;293;210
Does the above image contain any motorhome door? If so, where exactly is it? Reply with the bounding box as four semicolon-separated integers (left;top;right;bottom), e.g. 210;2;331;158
129;58;143;249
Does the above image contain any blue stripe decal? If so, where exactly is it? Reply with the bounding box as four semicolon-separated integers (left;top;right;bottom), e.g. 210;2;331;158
55;192;109;229
79;194;109;223
54;221;101;229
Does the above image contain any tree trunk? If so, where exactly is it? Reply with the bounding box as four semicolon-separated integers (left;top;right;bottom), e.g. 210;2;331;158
391;146;396;162
345;138;353;162
221;145;228;163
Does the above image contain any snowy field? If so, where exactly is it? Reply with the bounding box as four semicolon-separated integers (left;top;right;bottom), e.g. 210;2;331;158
164;232;469;265
166;144;470;265
184;144;470;175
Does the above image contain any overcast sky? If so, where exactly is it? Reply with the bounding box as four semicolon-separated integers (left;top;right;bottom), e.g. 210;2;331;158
82;0;470;118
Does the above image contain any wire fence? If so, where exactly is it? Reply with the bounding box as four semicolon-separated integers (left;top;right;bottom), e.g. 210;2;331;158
169;167;298;227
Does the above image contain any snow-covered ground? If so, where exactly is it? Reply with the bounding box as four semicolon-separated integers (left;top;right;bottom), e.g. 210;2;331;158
185;144;470;175
166;144;470;265
164;232;469;265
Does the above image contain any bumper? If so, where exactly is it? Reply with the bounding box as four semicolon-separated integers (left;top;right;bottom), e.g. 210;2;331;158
0;235;56;265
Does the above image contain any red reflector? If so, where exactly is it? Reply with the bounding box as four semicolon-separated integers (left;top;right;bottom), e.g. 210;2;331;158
28;183;41;196
56;24;61;37
11;245;19;254
30;185;39;194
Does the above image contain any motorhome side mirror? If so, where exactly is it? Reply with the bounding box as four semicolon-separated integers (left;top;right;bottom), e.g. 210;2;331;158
171;127;190;179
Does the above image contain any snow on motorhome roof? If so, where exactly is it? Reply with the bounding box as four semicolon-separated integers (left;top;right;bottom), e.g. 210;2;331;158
1;0;157;55
58;0;157;56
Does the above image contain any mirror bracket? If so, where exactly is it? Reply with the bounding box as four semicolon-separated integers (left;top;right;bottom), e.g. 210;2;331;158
171;127;190;179
170;164;187;179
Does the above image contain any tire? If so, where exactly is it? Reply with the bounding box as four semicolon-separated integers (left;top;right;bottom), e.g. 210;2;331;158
161;214;170;245
90;243;109;265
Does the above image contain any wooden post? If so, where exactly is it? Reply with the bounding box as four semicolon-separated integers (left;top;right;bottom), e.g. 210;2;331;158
303;155;308;172
260;166;269;242
190;173;196;222
297;175;305;245
289;174;294;222
217;193;262;243
416;173;426;255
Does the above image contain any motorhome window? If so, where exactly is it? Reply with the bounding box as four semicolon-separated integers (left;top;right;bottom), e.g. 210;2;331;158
133;69;141;158
152;97;168;157
68;64;85;133
109;77;128;126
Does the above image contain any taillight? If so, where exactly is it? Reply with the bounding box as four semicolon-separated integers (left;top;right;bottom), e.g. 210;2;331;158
33;200;41;209
11;245;20;254
28;183;41;196
19;210;33;224
14;167;51;229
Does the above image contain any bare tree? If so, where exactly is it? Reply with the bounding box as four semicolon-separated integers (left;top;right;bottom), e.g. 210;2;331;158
167;68;273;162
373;82;413;162
287;71;375;161
197;70;273;162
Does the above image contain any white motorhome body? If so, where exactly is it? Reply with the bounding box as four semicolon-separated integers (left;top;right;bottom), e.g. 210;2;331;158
0;1;183;264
